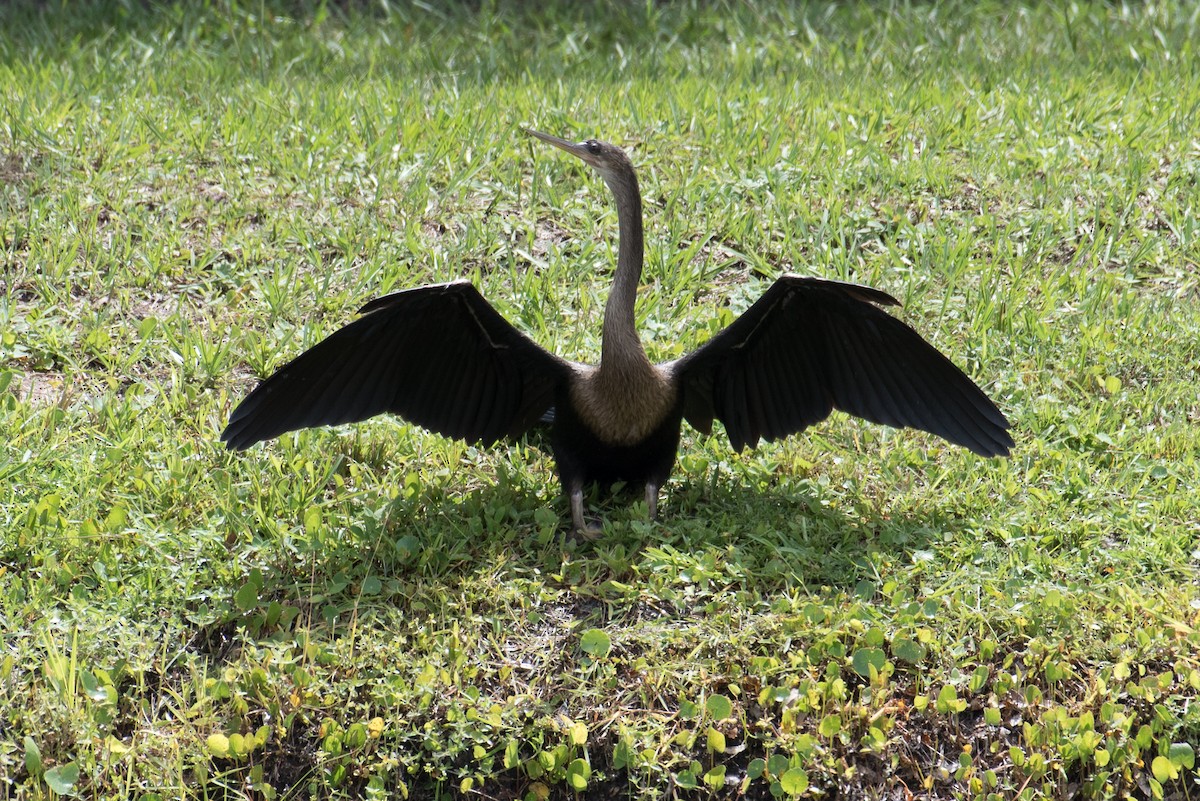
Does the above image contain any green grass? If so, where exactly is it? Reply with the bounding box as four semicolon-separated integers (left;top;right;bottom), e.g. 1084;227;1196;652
2;0;1199;798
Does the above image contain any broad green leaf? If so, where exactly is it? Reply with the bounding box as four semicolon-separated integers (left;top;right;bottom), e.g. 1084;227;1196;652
503;739;520;769
393;535;420;561
345;723;367;749
612;738;632;770
851;647;886;677
566;758;590;791
705;694;733;721
853;580;876;600
780;767;808;795
1168;742;1195;769
24;736;43;776
892;638;926;663
1151;755;1177;782
44;763;80;796
936;685;966;713
104;503;127;531
234;581;258;612
969;665;990;693
579;629;611;657
206;733;230;758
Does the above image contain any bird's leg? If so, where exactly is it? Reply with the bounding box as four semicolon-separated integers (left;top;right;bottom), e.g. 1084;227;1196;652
570;486;587;533
644;482;659;521
569;485;603;539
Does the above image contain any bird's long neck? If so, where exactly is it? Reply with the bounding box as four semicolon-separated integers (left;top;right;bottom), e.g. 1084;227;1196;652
598;169;652;379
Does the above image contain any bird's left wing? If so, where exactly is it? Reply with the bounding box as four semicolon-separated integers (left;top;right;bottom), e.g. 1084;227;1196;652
670;276;1013;456
221;281;573;450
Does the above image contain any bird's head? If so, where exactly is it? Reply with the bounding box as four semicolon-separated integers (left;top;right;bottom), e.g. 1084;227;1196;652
525;129;635;193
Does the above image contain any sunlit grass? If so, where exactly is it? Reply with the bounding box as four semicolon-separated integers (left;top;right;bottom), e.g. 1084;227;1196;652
2;1;1198;798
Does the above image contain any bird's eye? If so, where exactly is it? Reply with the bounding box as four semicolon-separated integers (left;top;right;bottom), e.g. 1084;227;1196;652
585;140;602;155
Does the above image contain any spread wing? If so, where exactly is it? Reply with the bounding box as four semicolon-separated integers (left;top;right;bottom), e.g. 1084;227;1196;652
672;276;1013;456
221;281;573;450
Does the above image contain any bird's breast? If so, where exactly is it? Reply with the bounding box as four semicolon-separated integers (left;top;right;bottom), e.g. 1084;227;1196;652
569;367;678;447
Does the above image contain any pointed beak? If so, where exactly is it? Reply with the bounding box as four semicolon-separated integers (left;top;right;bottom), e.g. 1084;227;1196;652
524;128;600;167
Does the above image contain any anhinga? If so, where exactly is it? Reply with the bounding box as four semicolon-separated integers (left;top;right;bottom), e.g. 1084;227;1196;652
222;130;1013;532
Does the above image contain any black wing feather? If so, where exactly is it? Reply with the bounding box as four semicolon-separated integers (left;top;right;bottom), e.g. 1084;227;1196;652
222;281;572;450
755;349;785;441
674;276;1013;457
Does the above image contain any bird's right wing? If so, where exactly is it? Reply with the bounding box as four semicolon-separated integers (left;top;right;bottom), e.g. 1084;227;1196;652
671;276;1013;456
221;281;574;450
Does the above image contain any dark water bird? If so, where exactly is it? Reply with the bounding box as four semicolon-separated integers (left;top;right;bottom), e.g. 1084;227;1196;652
222;129;1013;532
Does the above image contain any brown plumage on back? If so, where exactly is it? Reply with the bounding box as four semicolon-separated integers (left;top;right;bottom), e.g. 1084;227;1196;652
223;129;1014;533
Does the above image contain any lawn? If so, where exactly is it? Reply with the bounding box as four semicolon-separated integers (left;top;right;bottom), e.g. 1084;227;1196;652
2;1;1199;798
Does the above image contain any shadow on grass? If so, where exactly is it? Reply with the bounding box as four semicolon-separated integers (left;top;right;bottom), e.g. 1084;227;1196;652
198;466;959;637
183;409;992;677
